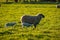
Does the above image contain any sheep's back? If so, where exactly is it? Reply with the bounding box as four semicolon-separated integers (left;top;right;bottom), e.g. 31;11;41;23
21;15;36;24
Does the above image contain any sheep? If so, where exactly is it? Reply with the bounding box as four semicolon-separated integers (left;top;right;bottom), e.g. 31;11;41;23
5;22;16;27
21;14;45;28
56;4;60;8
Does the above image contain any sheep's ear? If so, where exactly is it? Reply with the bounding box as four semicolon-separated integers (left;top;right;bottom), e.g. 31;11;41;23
37;14;42;16
37;14;45;18
41;15;45;18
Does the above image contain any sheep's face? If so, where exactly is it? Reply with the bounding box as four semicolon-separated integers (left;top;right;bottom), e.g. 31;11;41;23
38;14;45;18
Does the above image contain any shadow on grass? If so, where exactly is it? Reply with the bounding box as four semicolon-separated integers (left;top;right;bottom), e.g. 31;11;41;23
28;38;34;40
1;2;14;4
43;31;52;34
0;31;13;36
35;34;45;38
19;34;45;38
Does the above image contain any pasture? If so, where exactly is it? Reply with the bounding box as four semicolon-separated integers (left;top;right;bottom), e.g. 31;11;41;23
0;4;60;40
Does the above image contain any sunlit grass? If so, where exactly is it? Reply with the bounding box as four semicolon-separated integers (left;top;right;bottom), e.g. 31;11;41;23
0;4;60;40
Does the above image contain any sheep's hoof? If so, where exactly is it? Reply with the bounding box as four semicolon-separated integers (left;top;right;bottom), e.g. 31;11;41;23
33;28;36;30
18;22;21;23
32;28;34;30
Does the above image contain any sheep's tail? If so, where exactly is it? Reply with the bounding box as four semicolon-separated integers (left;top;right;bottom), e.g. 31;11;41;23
18;18;21;23
19;16;23;23
19;15;26;23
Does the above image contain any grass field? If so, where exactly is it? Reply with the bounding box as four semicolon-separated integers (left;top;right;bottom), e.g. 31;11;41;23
0;4;60;40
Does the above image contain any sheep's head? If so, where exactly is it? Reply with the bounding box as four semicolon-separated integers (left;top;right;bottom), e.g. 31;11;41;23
37;14;45;18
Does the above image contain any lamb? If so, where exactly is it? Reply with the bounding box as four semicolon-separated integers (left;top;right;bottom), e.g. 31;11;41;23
21;14;45;28
5;22;16;27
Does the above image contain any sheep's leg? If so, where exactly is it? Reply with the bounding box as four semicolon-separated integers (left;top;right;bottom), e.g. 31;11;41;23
33;24;36;28
33;24;36;30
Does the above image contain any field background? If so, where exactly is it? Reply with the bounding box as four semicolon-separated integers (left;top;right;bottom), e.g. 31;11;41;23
0;4;60;40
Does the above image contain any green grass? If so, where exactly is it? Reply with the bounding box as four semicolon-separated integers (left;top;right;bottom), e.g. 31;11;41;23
0;4;60;40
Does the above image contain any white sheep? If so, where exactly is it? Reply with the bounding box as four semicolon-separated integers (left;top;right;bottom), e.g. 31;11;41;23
21;14;45;28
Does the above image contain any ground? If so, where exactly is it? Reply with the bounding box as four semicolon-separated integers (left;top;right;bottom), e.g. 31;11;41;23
0;4;60;40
